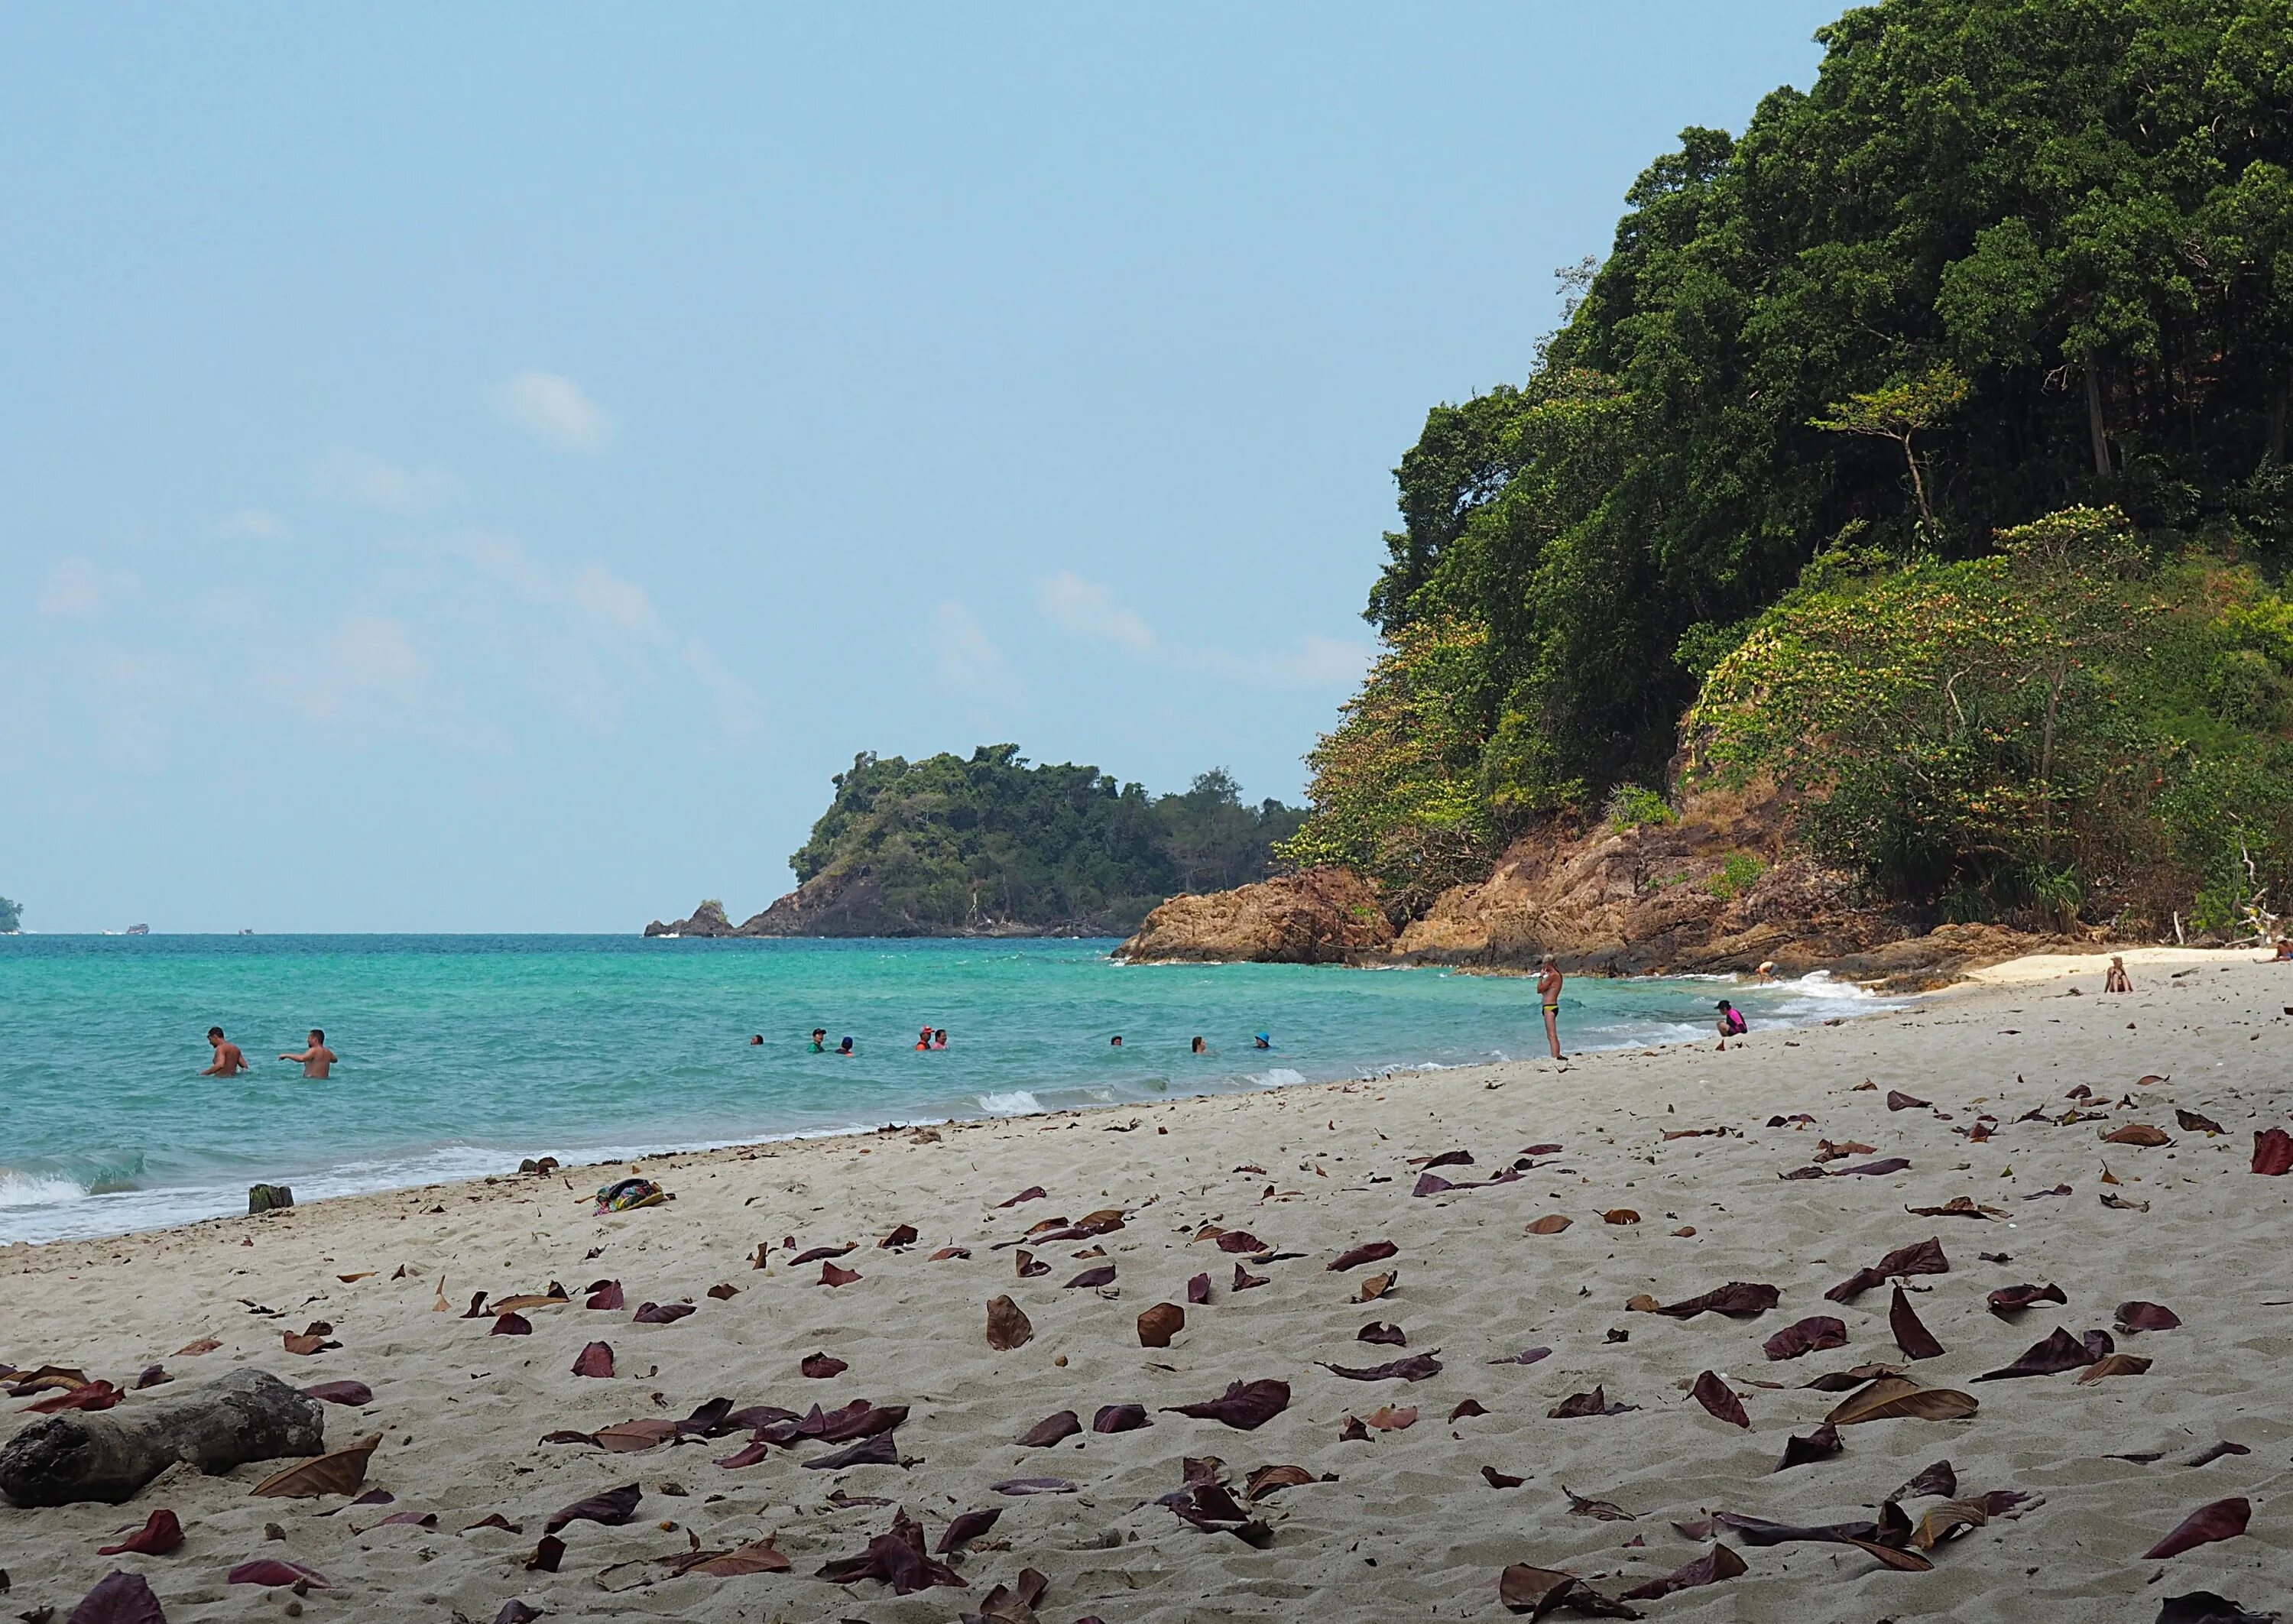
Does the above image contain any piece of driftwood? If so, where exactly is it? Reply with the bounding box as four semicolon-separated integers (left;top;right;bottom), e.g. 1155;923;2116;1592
0;1366;325;1506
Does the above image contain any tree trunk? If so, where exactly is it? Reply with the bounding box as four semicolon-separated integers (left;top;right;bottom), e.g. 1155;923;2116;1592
2268;377;2287;468
1901;434;1935;543
0;1367;324;1507
2086;364;2110;477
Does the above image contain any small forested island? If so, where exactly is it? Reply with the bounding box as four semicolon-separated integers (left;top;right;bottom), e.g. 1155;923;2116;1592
1126;1;2293;981
0;895;20;934
647;747;1303;938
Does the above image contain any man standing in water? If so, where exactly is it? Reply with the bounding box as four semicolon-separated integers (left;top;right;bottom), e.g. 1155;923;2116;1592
1537;955;1565;1061
202;1026;249;1076
279;1028;338;1078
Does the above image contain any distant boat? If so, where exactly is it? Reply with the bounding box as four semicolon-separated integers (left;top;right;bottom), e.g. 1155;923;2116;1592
238;928;254;935
124;923;150;935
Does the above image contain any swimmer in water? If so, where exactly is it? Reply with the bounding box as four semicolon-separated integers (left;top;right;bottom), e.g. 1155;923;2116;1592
1109;1035;1123;1047
916;1026;934;1051
202;1026;249;1077
1253;1032;1272;1049
1190;1036;1207;1054
810;1029;828;1052
932;1029;948;1049
838;1036;855;1055
750;1034;764;1045
277;1028;337;1078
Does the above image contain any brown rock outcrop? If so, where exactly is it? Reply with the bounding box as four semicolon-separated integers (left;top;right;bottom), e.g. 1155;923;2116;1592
1116;867;1396;964
642;900;736;938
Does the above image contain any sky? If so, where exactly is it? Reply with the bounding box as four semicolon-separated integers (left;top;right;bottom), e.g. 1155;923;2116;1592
2;3;1841;932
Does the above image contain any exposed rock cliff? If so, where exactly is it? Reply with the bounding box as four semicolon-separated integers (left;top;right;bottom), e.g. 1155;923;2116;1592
642;900;736;938
1116;867;1396;964
1117;793;2088;989
645;874;1090;939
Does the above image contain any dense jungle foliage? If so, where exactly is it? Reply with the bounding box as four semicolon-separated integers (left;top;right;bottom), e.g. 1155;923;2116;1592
1284;0;2293;935
790;747;1304;932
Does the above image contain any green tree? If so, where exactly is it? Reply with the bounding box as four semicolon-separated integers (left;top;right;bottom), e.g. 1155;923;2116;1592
1809;365;1968;544
0;896;19;932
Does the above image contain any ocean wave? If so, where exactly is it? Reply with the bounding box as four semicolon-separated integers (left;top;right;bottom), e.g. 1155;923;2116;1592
0;1169;92;1208
976;1090;1046;1117
1248;1067;1308;1089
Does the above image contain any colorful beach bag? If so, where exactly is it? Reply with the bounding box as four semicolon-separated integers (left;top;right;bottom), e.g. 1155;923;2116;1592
593;1176;667;1214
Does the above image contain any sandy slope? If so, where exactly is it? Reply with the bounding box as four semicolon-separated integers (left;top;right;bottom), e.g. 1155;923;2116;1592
3;951;2290;1622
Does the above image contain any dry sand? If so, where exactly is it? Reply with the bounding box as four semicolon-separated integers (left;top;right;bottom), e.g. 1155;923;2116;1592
5;949;2291;1622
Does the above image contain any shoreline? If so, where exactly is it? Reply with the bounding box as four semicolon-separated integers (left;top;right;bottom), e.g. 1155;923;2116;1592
5;945;2288;1620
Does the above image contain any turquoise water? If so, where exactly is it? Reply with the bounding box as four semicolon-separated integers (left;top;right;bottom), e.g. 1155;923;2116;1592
0;935;1887;1243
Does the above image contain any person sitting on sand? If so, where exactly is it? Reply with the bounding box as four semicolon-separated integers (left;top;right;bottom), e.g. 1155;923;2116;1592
2274;938;2293;963
1714;1000;1748;1049
838;1036;855;1055
2104;955;2133;993
810;1029;828;1052
201;1026;249;1077
277;1028;337;1078
932;1029;948;1049
1537;955;1565;1061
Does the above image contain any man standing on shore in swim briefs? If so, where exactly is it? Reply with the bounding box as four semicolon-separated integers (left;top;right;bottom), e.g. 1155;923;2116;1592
201;1026;249;1076
1537;955;1564;1061
279;1028;337;1078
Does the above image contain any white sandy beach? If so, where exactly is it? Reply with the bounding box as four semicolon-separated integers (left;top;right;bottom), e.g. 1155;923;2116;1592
4;947;2290;1622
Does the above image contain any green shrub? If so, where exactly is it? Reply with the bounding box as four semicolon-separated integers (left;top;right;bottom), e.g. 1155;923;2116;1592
1604;783;1675;831
1707;853;1766;901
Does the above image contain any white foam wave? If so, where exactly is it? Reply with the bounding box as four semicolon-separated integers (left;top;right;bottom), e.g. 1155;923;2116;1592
0;1170;91;1208
976;1090;1046;1117
1248;1068;1308;1089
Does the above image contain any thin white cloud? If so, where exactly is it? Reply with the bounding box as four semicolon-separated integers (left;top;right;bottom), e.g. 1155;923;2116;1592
38;557;138;619
1186;635;1377;689
216;508;290;540
683;639;765;737
1036;569;1156;653
310;447;460;513
935;600;1017;695
494;371;611;452
271;613;430;722
569;560;664;639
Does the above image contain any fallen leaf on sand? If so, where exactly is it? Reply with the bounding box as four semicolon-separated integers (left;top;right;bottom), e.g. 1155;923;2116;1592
1886;1460;1957;1502
991;1477;1075;1495
1889;1285;1946;1360
1094;1404;1151;1434
1825;1237;1948;1303
1655;1282;1779;1320
1484;1466;1526;1489
1351;1271;1391;1301
936;1508;1001;1552
463;1512;521;1532
1617;1543;1747;1603
1763;1316;1847;1360
2101;1191;2151;1211
1166;1479;1273;1545
679;1537;790;1577
251;1434;380;1498
1823;1377;1978;1425
66;1570;170;1622
1498;1564;1641;1617
2102;1124;2171;1146
1246;1464;1315;1500
588;1419;677;1452
585;1281;624;1310
96;1508;185;1556
526;1535;566;1571
705;1282;739;1301
928;1246;969;1262
997;1186;1048;1207
227;1559;332;1587
301;1379;373;1405
1525;1214;1572;1235
2188;1442;2250;1468
2253;1129;2293;1175
816;1509;968;1593
1975;1325;2111;1380
800;1433;898;1470
487;1314;530;1338
634;1301;696;1324
818;1264;861;1288
1361;1405;1416;1430
800;1352;848;1379
2145;1497;2252;1560
1064;1264;1117;1289
2154;1593;2277;1623
1138;1303;1185;1348
1601;1209;1640;1224
1564;1485;1637;1520
1832;1158;1912;1177
1017;1411;1081;1447
1358;1321;1406;1345
1775;1423;1842;1471
1886;1091;1930;1110
572;1343;615;1379
1235;1262;1270;1291
2117;1301;2182;1333
1186;1272;1211;1304
1164;1379;1290;1430
1329;1241;1400;1271
985;1295;1033;1351
2175;1109;2227;1135
1450;1398;1488;1420
2077;1353;2153;1383
1690;1371;1749;1428
174;1337;221;1356
284;1325;342;1355
788;1243;855;1266
1905;1196;2001;1219
1987;1282;2068;1316
1318;1353;1442;1382
1550;1387;1633;1418
1014;1249;1049;1279
546;1482;642;1535
1215;1230;1269;1254
878;1224;918;1249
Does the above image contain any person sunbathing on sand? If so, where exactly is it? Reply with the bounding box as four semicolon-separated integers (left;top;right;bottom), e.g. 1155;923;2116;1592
2104;955;2133;993
201;1026;249;1077
277;1028;337;1078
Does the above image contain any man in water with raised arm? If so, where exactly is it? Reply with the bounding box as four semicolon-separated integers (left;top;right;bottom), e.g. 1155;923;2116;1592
201;1026;249;1076
279;1028;337;1078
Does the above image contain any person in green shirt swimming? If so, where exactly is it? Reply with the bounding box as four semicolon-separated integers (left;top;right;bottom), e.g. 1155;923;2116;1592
809;1028;828;1052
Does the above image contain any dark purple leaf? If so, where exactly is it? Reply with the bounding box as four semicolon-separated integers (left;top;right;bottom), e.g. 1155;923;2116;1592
1825;1237;1948;1302
96;1509;184;1557
1886;1090;1930;1110
1093;1403;1151;1434
1328;1241;1399;1272
632;1301;695;1324
1987;1282;2068;1316
1775;1423;1841;1471
1231;1263;1269;1291
227;1559;332;1587
2145;1498;2252;1560
585;1280;624;1310
1691;1371;1749;1428
301;1379;374;1405
1974;1325;2109;1380
789;1243;855;1266
1483;1466;1526;1489
2116;1301;2182;1333
1163;1379;1289;1430
1488;1346;1552;1366
815;1509;968;1593
1617;1543;1748;1602
1763;1316;1847;1360
800;1431;897;1470
1016;1410;1081;1447
1064;1264;1117;1289
1889;1285;1945;1360
1654;1282;1779;1320
1357;1321;1406;1346
1318;1352;1442;1382
801;1352;849;1378
1185;1272;1211;1304
2252;1130;2293;1175
936;1507;1001;1553
1886;1460;1957;1502
66;1571;169;1624
571;1342;614;1379
489;1312;531;1336
543;1481;641;1534
1215;1230;1268;1254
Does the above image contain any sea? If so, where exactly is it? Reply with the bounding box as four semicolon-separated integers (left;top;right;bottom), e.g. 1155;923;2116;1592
0;935;1895;1245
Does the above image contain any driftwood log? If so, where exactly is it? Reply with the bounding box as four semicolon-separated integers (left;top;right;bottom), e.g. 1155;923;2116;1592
0;1366;324;1507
